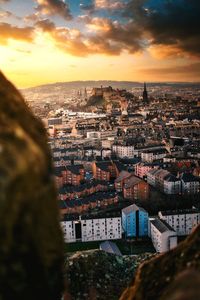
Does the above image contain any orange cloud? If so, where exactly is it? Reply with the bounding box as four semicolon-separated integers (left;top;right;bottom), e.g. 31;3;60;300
36;17;144;57
149;44;190;59
0;22;34;44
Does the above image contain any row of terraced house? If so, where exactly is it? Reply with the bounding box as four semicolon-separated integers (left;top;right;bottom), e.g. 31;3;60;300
147;168;200;195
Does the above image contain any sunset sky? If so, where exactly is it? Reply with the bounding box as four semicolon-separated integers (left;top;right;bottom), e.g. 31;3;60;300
0;0;200;88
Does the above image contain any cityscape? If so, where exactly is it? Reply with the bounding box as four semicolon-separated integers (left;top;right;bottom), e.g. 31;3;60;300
0;0;200;300
24;81;200;255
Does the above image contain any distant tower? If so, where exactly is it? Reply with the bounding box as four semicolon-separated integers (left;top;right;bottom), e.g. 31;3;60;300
143;82;149;104
84;88;87;99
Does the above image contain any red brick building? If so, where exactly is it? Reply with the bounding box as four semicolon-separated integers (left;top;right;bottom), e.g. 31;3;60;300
92;160;125;181
115;171;149;201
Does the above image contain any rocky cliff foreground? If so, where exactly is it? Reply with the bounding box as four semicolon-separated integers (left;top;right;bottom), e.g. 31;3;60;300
0;71;64;300
120;225;200;300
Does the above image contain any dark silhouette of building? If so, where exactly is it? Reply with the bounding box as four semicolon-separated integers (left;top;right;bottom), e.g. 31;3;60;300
143;82;149;104
84;88;87;100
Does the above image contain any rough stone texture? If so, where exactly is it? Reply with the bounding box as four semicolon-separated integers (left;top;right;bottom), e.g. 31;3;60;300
120;225;200;300
0;71;64;300
64;250;154;300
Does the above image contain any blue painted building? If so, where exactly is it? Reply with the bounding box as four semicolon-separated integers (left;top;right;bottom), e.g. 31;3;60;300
122;204;148;238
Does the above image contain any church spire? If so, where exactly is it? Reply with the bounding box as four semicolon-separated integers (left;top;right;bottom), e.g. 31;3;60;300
143;82;149;104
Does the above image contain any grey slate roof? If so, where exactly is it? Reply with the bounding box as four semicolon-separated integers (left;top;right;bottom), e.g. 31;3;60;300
151;218;175;233
122;204;147;215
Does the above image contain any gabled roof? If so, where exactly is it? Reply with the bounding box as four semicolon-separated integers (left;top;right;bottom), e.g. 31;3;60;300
164;174;180;182
66;165;84;175
122;204;147;215
124;175;143;188
115;171;132;183
96;161;112;172
142;148;168;155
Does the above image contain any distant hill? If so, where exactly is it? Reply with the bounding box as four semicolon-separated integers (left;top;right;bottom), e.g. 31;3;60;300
22;81;141;93
22;80;200;93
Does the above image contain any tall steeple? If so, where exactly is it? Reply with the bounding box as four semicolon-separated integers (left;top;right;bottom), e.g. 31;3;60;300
143;82;149;104
84;88;87;99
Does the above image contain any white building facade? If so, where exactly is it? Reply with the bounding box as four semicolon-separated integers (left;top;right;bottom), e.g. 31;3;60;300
61;216;122;243
112;144;135;158
150;218;177;253
158;208;200;236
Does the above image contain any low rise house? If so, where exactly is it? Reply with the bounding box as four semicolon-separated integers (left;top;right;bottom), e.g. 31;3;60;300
163;174;182;195
112;144;135;159
123;174;149;200
115;171;132;192
92;161;114;181
58;180;109;200
59;191;118;215
65;165;85;186
181;173;200;194
141;148;169;162
135;162;159;179
147;169;182;195
92;160;125;181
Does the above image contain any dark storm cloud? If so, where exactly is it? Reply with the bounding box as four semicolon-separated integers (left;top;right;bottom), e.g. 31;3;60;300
77;0;200;57
35;0;72;21
35;18;55;32
123;0;200;57
88;18;145;54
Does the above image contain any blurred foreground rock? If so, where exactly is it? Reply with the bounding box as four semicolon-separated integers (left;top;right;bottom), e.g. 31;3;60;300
120;225;200;300
0;71;64;300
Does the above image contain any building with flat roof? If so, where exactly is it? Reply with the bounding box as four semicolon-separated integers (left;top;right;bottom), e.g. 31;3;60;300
158;208;200;236
61;214;122;243
150;218;177;253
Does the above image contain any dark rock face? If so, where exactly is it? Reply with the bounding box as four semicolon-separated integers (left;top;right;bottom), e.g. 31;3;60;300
120;225;200;300
0;71;64;300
